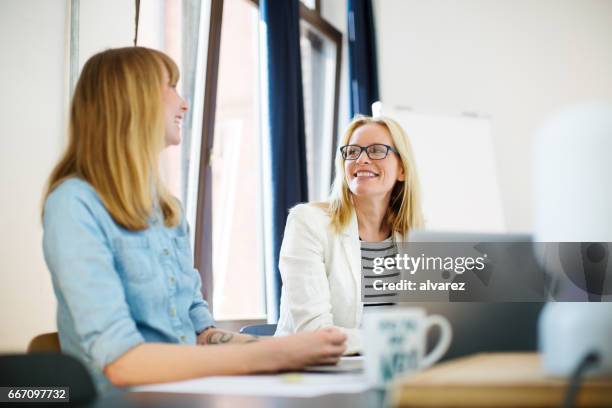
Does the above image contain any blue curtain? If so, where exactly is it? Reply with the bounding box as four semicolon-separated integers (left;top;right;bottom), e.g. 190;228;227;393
261;0;309;322
348;0;379;117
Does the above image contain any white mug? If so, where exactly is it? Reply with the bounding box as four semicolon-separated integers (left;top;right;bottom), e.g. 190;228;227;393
362;308;452;387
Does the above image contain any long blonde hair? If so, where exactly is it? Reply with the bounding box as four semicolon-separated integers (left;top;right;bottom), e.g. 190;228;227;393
43;47;180;230
328;115;424;235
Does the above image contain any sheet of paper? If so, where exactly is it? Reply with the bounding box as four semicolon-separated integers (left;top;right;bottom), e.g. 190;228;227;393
132;372;370;397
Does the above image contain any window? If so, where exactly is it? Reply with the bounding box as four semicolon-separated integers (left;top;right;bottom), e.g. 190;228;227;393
135;0;211;236
208;0;266;320
299;9;342;201
196;0;342;321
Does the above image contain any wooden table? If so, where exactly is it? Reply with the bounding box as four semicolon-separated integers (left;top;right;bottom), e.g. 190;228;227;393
391;353;612;407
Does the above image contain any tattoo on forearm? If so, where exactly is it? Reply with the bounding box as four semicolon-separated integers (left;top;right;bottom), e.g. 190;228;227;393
197;329;260;345
206;331;234;344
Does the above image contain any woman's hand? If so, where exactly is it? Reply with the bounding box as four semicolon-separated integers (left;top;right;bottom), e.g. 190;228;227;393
261;327;347;371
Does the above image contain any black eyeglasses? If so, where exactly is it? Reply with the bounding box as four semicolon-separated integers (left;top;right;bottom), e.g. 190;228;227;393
339;144;398;160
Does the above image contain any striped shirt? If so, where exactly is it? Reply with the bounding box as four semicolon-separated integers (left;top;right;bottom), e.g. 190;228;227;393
361;237;399;306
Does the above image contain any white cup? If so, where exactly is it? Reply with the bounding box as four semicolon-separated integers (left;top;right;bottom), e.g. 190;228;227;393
362;308;452;387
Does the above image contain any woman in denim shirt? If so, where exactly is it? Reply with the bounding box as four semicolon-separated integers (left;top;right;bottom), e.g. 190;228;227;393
42;47;345;393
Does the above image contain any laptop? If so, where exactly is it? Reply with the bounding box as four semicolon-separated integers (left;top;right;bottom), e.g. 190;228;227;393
376;231;543;361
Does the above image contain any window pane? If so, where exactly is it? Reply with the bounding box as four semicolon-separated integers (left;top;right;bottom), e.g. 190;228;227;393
212;0;266;320
300;0;317;10
138;0;211;236
300;21;338;201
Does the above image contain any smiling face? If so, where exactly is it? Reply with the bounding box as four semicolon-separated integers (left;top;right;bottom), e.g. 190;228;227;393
161;69;188;146
344;123;405;199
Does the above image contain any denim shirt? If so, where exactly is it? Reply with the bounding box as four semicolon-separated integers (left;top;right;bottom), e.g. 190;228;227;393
42;178;214;393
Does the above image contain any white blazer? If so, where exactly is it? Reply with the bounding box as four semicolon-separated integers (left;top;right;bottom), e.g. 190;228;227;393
275;203;404;354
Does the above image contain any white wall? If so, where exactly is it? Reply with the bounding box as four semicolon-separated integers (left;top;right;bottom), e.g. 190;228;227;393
78;1;135;69
0;0;134;352
375;0;612;232
0;0;67;351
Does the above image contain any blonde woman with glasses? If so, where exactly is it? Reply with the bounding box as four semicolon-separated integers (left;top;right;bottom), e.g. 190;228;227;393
42;47;345;393
275;116;423;354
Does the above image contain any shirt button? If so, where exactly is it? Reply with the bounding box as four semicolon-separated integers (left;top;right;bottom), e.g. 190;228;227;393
163;248;170;256
170;307;177;317
169;276;175;285
180;335;187;342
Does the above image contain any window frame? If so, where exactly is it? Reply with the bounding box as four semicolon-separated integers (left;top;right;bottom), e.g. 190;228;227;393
194;0;224;315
